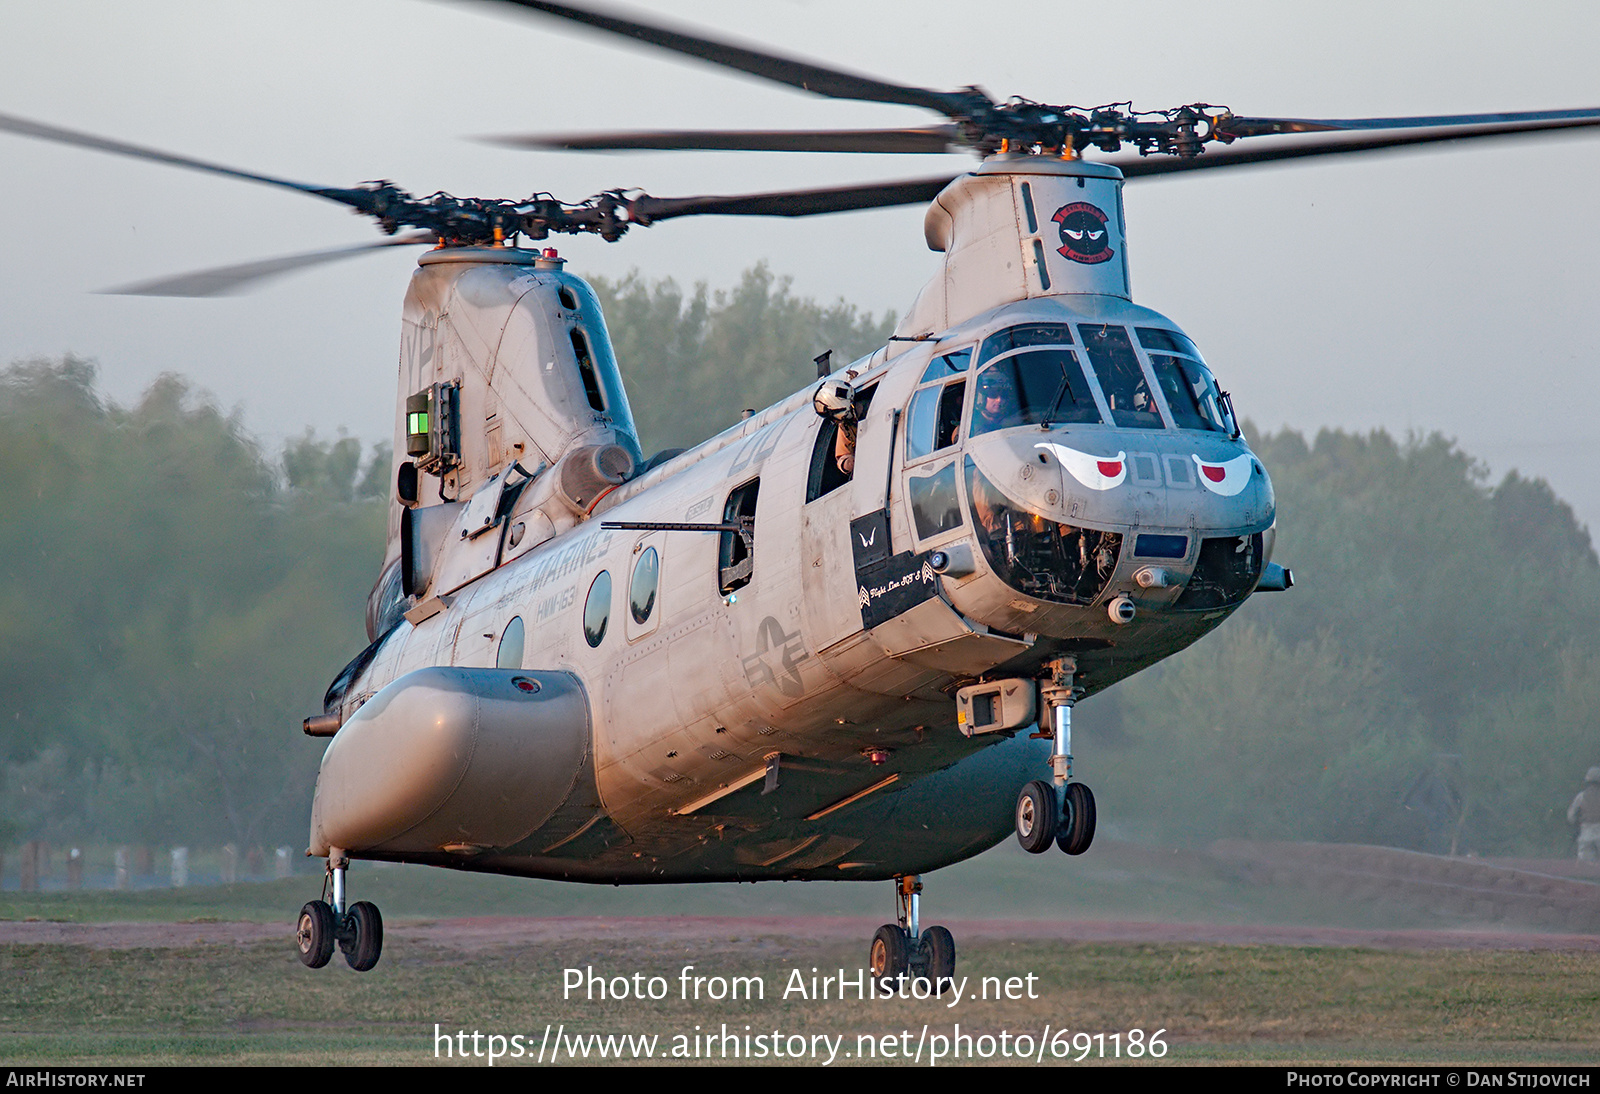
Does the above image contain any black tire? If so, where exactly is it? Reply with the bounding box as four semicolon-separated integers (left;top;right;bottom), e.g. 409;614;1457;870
340;900;383;972
1057;781;1097;855
869;924;909;982
1015;779;1059;854
296;900;335;969
920;925;956;988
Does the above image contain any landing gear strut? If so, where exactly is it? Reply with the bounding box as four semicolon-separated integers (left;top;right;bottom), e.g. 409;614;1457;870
297;849;384;972
868;875;956;990
1014;657;1096;855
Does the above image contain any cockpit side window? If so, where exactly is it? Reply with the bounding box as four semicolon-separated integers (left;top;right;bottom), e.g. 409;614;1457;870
905;357;969;463
970;349;1100;437
1078;324;1163;430
1150;356;1229;433
933;381;966;452
919;348;971;383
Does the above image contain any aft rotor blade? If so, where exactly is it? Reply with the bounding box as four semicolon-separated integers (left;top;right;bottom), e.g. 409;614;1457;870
488;1;969;114
630;176;957;222
482;125;963;155
1113;112;1600;178
0;112;379;212
98;232;439;297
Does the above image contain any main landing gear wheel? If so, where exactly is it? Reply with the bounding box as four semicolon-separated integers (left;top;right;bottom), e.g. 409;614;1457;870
870;923;909;980
339;900;384;972
1057;781;1097;856
919;925;956;984
296;900;335;969
1015;779;1059;854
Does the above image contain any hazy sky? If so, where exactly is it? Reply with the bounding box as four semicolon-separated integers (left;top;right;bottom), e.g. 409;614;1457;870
4;0;1599;535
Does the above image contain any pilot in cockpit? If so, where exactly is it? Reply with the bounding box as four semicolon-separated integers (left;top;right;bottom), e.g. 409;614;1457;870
975;367;1023;433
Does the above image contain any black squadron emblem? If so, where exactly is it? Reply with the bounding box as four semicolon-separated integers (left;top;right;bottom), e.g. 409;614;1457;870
1052;201;1114;265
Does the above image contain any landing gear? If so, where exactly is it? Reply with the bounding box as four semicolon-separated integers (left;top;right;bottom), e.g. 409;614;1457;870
1057;780;1096;856
1015;779;1059;854
1013;657;1098;856
298;850;384;973
920;924;956;983
341;900;384;972
869;923;909;980
867;875;957;991
296;900;335;968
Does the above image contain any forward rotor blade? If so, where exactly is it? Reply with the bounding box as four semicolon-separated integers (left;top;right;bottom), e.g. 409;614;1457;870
630;176;957;223
0;112;376;211
482;125;963;155
1216;106;1600;140
98;232;438;297
488;1;969;114
1112;112;1600;179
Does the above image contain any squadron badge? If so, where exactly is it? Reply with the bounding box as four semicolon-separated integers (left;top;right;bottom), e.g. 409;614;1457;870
1051;201;1114;265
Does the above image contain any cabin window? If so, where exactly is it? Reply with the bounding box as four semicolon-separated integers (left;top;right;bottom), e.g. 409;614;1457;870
497;616;525;669
719;479;760;594
630;547;659;624
583;572;611;647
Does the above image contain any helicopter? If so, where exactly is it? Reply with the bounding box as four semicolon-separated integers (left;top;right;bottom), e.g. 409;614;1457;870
6;1;1600;983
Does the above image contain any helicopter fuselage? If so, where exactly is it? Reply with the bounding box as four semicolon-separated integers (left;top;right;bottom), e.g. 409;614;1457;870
306;166;1277;881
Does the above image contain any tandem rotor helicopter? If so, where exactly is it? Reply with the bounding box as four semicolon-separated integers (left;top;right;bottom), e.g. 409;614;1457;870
6;1;1600;981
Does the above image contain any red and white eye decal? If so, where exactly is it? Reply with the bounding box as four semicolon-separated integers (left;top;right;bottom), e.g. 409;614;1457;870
1191;453;1254;497
1035;442;1126;491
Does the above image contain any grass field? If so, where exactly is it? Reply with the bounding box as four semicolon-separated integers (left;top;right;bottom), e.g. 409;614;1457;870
0;838;1472;928
4;843;1598;1067
5;933;1599;1066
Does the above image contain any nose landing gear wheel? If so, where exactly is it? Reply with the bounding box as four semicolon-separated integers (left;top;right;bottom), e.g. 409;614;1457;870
1057;781;1097;855
296;900;335;969
339;900;384;972
1015;779;1059;854
870;924;910;981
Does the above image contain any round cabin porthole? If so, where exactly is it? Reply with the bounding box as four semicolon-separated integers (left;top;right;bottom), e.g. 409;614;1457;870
630;547;659;625
497;615;525;669
583;571;612;648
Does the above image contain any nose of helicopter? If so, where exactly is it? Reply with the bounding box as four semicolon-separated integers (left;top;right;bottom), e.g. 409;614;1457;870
968;425;1271;528
950;425;1275;622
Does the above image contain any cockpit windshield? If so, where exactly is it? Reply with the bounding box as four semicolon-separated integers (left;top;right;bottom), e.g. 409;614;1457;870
970;349;1101;437
961;320;1235;438
1137;327;1234;434
1078;324;1163;429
